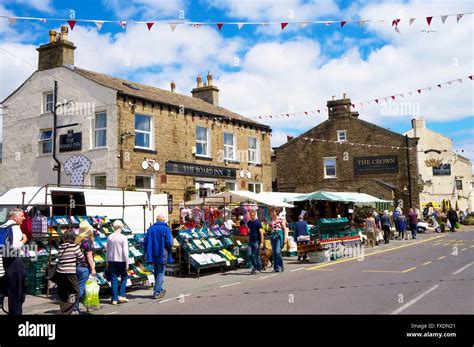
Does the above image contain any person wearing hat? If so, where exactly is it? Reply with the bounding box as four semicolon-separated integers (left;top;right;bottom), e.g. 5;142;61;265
74;221;96;313
145;214;173;299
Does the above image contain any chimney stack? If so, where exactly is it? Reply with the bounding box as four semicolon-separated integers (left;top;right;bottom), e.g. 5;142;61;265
411;118;425;137
191;72;220;106
37;27;76;70
327;95;353;120
170;81;176;92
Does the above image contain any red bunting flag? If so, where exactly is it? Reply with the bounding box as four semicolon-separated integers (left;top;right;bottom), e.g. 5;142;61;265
417;89;422;94
392;19;401;26
67;20;76;30
469;75;473;80
317;110;320;113
281;23;288;30
409;18;415;25
341;21;347;28
146;22;154;30
375;99;379;104
304;112;308;115
391;96;395;100
217;23;224;30
286;114;290;117
437;84;441;88
426;16;433;26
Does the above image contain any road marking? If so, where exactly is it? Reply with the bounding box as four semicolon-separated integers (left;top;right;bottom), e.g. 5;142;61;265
105;311;118;315
220;281;244;288
392;285;439;314
442;243;451;246
470;245;474;248
451;262;474;275
158;294;191;304
290;267;305;272
461;248;468;251
402;267;417;273
422;261;432;266
306;235;445;270
259;274;278;280
363;266;416;274
311;268;335;271
437;256;446;260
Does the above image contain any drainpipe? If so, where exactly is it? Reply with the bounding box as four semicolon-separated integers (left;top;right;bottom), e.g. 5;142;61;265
52;80;61;185
405;135;413;207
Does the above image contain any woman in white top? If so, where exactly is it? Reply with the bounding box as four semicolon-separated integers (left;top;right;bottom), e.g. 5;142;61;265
364;212;376;248
106;220;129;305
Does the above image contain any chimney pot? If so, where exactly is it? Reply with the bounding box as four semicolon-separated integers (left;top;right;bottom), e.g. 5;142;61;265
49;30;57;43
343;93;347;99
170;81;176;92
197;74;203;88
207;71;213;85
332;95;336;100
60;25;68;41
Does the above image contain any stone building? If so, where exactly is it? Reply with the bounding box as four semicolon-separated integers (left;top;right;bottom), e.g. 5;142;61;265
405;118;473;211
0;26;272;215
275;95;420;209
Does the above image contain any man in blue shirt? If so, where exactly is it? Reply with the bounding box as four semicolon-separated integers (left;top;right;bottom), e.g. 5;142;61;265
294;215;309;261
246;210;264;274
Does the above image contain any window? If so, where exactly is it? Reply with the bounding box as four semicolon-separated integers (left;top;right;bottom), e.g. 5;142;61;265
456;180;463;191
337;130;347;142
44;93;54;113
135;176;153;192
248;137;260;164
324;157;337;178
224;132;236;160
226;181;236;191
92;174;106;189
135;114;152;149
248;182;262;193
94;112;107;148
39;129;53;154
196;126;210;157
0;143;2;163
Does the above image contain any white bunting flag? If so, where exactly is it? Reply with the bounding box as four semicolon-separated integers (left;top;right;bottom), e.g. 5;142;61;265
458;79;463;83
395;26;401;34
237;23;245;30
119;21;127;30
441;15;448;24
456;14;463;23
409;18;415;25
95;21;104;31
193;23;202;28
299;22;310;28
170;23;178;31
8;17;16;25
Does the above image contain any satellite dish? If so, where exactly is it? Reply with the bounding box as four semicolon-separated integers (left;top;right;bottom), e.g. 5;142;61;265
153;163;160;172
141;160;149;170
246;171;252;179
240;170;245;178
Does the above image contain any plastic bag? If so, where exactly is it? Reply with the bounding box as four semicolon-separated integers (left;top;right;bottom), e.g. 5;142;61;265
84;277;100;308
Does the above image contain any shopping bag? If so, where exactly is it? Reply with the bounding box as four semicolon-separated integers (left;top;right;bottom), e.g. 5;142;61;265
446;220;451;229
31;211;48;234
84;277;100;308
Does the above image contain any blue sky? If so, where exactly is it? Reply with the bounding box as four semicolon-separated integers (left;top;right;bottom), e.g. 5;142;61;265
0;0;473;160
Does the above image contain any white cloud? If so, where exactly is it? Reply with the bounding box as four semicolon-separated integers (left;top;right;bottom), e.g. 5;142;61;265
10;0;53;13
101;0;185;19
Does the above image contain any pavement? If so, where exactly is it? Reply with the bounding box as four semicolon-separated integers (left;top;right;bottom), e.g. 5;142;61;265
7;227;474;315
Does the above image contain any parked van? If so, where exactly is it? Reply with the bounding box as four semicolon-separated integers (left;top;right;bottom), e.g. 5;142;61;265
0;186;169;233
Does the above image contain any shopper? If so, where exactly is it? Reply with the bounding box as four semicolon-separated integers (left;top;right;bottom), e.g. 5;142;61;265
238;220;249;236
0;208;27;315
56;230;83;315
381;210;392;244
393;207;401;233
295;215;309;261
407;208;418;240
145;214;173;300
364;212;376;247
106;220;130;304
74;221;96;313
397;213;408;240
447;207;459;233
269;208;288;272
247;210;263;274
373;212;383;245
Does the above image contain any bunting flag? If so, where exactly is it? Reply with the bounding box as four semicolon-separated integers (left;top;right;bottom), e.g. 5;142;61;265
292;135;416;151
281;22;288;30
358;20;368;27
441;15;448;24
119;21;126;30
392;19;401;26
249;74;472;120
395;26;401;34
299;22;310;28
7;17;16;25
341;21;347;28
236;23;244;30
146;22;154;30
409;18;416;25
193;23;202;28
170;23;178;31
426;16;433;26
457;14;464;23
95;21;104;31
39;18;47;23
67;20;76;30
216;23;223;30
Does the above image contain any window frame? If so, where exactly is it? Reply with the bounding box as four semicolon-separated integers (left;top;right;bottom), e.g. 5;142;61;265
223;132;237;161
225;181;237;191
248;136;260;164
134;114;154;150
135;175;154;194
337;130;347;142
92;174;107;189
195;126;211;158
323;157;337;179
43;92;54;114
456;179;463;191
248;182;262;193
39;129;53;155
93;112;107;148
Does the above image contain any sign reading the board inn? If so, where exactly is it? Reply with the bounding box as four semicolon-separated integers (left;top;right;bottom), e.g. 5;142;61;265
354;155;399;175
165;161;236;179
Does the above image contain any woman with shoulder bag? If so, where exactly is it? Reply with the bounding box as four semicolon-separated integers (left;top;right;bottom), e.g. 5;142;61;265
269;208;288;273
56;230;84;315
74;221;96;314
